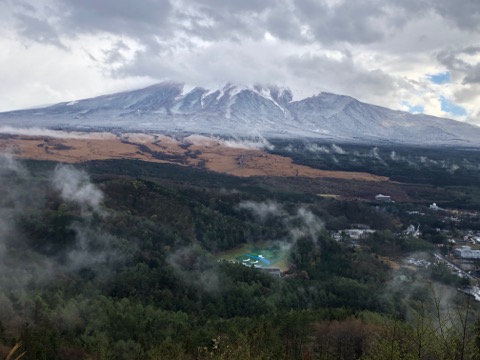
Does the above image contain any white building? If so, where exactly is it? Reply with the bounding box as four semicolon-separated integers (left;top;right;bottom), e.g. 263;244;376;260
375;194;391;202
430;203;442;211
453;246;480;259
405;224;421;237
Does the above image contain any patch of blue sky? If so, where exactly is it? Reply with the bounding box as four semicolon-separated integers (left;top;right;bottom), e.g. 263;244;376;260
440;96;467;116
402;101;424;114
428;71;450;84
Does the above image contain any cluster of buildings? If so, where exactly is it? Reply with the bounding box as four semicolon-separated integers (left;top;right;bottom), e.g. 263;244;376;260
332;228;376;241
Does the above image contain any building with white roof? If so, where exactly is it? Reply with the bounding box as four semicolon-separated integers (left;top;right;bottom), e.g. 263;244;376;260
453;246;480;259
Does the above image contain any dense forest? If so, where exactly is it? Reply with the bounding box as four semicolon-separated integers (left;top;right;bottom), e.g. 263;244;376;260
1;144;480;359
270;140;480;187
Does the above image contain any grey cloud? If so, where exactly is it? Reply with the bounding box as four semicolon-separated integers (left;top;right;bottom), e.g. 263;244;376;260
462;46;480;55
15;0;37;13
9;0;480;51
103;40;131;64
66;225;123;272
62;0;173;38
437;48;470;72
389;0;480;32
173;3;266;43
264;7;306;42
178;0;403;45
0;152;28;178
0;153;43;216
14;12;64;47
286;52;400;103
370;147;388;166
429;0;480;31
113;38;290;87
0;126;111;139
240;200;324;245
50;165;131;274
111;47;184;80
10;0;172;49
239;200;285;222
305;144;330;154
304;143;347;155
194;0;272;13
222;137;274;150
0;154;131;304
6;0;419;51
0;294;15;324
331;144;346;154
114;44;401;113
4;0;480;122
453;85;480;103
463;63;480;84
167;245;219;293
295;0;387;44
10;0;66;48
0;154;52;298
436;47;480;85
290;208;324;244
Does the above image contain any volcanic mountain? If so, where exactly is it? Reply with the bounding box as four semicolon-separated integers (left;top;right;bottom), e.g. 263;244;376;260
1;82;479;146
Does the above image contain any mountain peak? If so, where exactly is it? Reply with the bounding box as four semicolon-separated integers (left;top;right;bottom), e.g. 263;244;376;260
0;82;479;146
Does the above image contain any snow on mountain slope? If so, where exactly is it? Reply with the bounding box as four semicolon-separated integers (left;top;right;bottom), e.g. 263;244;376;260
1;81;479;146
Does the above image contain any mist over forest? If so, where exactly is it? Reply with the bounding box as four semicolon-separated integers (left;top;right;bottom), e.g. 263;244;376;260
0;141;480;359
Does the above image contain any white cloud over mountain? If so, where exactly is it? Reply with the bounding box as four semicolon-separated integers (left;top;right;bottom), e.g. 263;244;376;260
1;0;479;125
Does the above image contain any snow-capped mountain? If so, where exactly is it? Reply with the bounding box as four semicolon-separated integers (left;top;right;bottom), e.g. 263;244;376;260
1;81;480;146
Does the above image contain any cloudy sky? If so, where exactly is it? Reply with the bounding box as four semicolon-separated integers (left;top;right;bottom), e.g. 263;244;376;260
1;0;479;124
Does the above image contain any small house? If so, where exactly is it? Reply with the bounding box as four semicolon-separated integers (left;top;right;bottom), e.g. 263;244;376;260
375;194;391;202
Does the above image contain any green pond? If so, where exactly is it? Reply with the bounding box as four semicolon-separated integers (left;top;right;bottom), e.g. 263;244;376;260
216;241;291;271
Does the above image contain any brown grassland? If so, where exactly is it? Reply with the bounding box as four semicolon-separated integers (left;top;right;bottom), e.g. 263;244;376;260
0;132;388;182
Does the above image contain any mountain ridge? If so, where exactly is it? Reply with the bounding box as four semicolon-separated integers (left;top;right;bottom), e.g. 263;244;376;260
0;81;479;146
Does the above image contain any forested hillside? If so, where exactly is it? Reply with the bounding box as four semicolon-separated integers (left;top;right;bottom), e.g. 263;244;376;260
1;155;480;359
